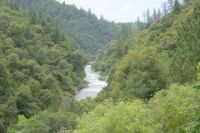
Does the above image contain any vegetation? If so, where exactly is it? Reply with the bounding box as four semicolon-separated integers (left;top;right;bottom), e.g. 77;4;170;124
94;0;199;100
75;85;200;133
93;23;135;76
109;47;168;100
87;0;200;132
0;0;200;133
0;1;86;132
14;0;120;58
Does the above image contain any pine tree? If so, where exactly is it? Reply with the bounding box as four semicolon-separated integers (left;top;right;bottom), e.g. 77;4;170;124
173;0;181;13
171;0;200;82
120;24;130;40
29;9;38;25
136;17;145;30
153;9;157;20
146;9;151;22
162;2;168;15
157;9;161;18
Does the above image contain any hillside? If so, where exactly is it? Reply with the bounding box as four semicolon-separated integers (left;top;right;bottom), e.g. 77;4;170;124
95;0;200;100
73;0;200;132
93;23;136;76
14;0;120;58
1;0;200;133
0;2;86;132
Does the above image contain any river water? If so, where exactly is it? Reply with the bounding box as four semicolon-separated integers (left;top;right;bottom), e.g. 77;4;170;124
75;64;107;100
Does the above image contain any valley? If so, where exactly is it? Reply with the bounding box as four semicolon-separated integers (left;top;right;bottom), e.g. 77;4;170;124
0;0;200;133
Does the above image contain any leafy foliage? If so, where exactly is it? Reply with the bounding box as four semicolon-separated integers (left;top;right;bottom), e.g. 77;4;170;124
95;0;200;101
74;85;200;133
0;0;200;133
16;111;77;133
14;0;120;58
170;0;200;83
93;23;136;75
109;47;168;100
0;4;85;132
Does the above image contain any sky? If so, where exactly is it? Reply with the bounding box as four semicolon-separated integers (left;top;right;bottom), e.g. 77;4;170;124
57;0;166;23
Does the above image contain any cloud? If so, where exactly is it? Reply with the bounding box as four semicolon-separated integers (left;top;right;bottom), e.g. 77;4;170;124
92;5;106;13
120;4;131;12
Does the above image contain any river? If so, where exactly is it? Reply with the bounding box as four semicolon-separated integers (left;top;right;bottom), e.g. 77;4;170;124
75;64;107;100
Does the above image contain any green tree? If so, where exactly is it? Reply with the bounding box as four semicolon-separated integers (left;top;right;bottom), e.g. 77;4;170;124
146;8;151;22
153;9;157;20
171;0;200;83
14;0;120;58
24;120;50;133
0;60;10;96
150;85;200;132
4;95;17;126
110;47;168;100
16;85;40;117
173;0;181;13
74;85;200;133
157;9;161;18
21;111;77;133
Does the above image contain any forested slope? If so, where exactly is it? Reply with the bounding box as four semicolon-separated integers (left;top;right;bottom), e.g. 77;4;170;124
0;1;86;132
94;0;200;100
74;0;200;132
1;0;200;133
14;0;120;58
93;24;136;76
106;0;200;100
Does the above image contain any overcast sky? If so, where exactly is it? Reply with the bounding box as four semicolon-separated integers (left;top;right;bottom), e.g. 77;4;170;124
57;0;166;22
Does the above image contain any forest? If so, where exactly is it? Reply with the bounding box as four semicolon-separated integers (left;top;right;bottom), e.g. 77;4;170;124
0;0;200;133
14;0;121;59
